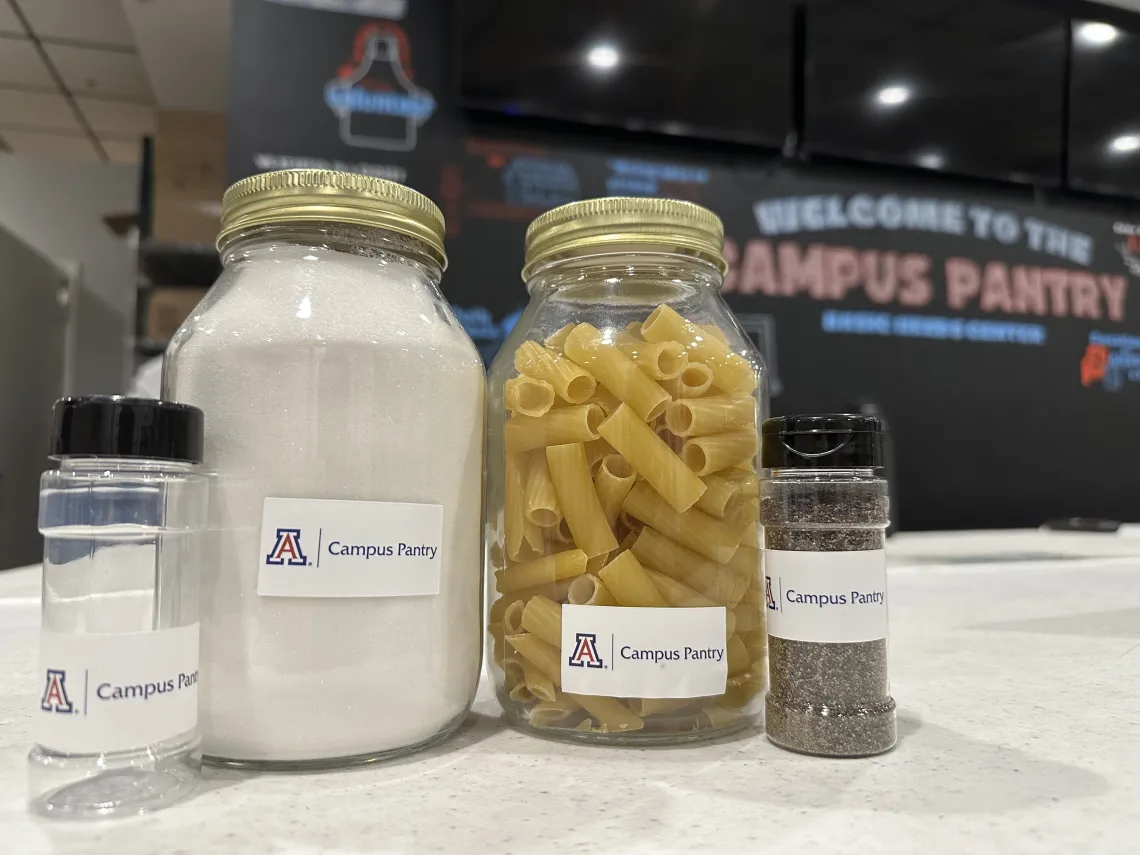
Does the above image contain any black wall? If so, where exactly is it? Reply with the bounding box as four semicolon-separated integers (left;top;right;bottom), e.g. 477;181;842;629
228;0;1140;531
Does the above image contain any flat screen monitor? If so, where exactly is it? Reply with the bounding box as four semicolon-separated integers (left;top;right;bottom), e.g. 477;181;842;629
1069;18;1140;198
804;0;1066;184
458;0;794;147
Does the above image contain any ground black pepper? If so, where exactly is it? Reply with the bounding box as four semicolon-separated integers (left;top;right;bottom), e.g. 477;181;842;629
760;415;896;757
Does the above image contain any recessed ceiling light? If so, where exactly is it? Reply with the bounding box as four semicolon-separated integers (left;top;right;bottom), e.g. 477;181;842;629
1075;22;1119;47
875;84;911;108
1109;133;1140;154
916;151;945;169
586;43;620;71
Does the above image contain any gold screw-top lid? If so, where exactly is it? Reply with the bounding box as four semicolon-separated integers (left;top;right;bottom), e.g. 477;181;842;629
217;169;447;268
521;196;726;280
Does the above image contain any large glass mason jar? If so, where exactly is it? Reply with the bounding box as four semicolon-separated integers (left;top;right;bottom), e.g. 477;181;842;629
486;197;769;743
164;170;485;768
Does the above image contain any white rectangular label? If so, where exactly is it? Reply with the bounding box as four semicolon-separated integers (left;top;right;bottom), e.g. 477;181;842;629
36;625;199;754
560;605;728;699
764;549;888;643
258;497;442;598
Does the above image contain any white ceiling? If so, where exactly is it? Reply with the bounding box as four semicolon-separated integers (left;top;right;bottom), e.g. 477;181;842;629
0;0;230;164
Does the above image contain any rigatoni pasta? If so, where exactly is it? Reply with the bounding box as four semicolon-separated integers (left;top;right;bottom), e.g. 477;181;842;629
489;302;763;741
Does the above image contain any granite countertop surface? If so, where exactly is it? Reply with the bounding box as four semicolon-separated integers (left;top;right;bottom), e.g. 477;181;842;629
1;529;1137;854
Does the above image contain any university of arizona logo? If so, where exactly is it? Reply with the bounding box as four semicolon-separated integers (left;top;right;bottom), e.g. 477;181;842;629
41;669;74;713
567;633;604;669
765;575;778;611
266;528;308;566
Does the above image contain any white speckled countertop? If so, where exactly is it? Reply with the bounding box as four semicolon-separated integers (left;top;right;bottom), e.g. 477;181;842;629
2;529;1138;854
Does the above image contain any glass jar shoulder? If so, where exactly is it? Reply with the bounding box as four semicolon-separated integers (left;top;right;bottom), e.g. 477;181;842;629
166;246;483;387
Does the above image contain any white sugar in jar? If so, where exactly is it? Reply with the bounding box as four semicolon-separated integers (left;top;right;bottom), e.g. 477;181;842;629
163;170;484;768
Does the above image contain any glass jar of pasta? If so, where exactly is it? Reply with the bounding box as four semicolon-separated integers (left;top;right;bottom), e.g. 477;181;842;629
486;197;768;744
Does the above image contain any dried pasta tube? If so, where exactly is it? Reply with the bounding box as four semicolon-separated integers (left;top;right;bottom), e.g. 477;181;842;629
573;718;594;732
619;508;644;535
566;694;644;732
726;634;750;676
544;323;576;354
720;469;759;497
622;481;742;563
629;698;694;717
598;550;669;608
524;450;562;527
488;578;573;624
731;604;761;633
546;443;619;558
550;517;575;545
520;595;562;648
716;670;764;709
522;659;557;702
593;454;637;527
665;396;756;437
701;324;729;344
530;692;581;726
661;363;714;399
521;521;546;558
564;322;670;422
614;333;688;381
505;404;604;453
584;438;616;475
681;430;759;476
495;549;588;593
700;705;740;729
506;633;562;684
503;658;534;704
641;305;757;394
515;339;596;403
724;544;761;581
589;385;623;416
567;573;618;606
585;552;608;574
642;567;717;608
630;526;748;606
598;404;707;513
505;375;556;417
504;452;527;561
502;600;526;635
740;521;760;549
694;475;741;519
625;321;644;339
743;630;768;663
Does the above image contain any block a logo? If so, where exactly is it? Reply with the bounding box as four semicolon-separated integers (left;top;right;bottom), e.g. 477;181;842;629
41;669;74;713
567;633;604;669
765;575;778;611
266;528;308;566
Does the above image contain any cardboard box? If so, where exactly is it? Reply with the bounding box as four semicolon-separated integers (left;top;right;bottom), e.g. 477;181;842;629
152;110;226;245
145;286;209;342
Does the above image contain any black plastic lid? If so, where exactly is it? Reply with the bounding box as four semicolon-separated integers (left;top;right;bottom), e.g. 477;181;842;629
762;413;882;470
50;396;204;463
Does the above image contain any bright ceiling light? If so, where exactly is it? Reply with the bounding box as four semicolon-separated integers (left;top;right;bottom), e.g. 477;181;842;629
586;43;620;71
916;151;945;169
1075;22;1119;47
1109;133;1140;154
875;84;911;108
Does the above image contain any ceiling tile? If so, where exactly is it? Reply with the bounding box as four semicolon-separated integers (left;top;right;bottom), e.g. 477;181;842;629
76;96;153;135
0;129;100;161
0;36;54;87
17;0;135;48
0;88;79;130
0;4;23;36
44;43;152;100
99;137;141;164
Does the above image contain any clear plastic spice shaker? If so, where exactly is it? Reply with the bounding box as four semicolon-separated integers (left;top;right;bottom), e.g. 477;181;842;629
30;397;207;818
759;414;896;757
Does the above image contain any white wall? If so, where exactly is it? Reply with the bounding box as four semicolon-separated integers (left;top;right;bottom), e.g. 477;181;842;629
0;153;137;394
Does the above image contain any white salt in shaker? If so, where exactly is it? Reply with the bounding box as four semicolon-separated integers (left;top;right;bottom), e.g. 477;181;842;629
163;170;485;769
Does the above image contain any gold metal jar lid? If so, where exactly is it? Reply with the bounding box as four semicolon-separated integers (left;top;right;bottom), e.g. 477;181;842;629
217;169;447;268
521;196;726;280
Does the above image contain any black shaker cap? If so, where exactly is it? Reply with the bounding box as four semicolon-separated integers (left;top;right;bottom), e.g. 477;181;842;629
762;413;882;470
50;396;204;463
